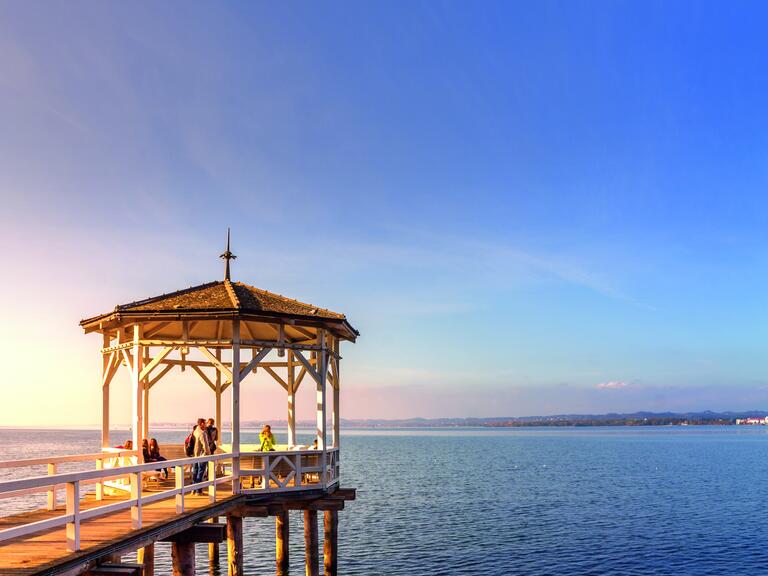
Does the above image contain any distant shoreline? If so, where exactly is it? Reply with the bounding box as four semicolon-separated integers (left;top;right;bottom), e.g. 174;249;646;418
5;410;768;430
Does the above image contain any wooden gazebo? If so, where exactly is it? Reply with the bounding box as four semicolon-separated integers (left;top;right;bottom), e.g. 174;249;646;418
79;236;358;492
0;236;358;576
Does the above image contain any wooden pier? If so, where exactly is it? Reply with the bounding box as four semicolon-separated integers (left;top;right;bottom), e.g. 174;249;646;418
0;238;360;575
0;472;355;575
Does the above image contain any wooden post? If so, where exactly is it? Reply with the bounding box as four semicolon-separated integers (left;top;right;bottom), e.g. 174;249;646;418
47;463;57;510
130;472;142;529
137;543;155;576
287;351;296;446
316;331;328;488
171;542;195;576
143;386;150;439
132;324;145;461
304;510;319;576
231;320;241;492
65;481;80;552
102;332;111;448
276;510;289;576
215;348;222;438
323;510;338;576
332;338;340;449
209;516;220;572
226;514;243;576
174;465;185;513
316;331;327;452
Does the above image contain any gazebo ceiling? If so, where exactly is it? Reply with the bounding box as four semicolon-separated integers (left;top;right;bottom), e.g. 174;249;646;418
80;279;359;341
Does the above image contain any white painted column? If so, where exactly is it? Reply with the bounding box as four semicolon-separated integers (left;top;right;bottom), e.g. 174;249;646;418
143;347;150;439
143;390;150;439
215;348;222;436
316;331;328;488
231;319;241;491
316;331;327;451
132;324;144;462
101;333;111;448
287;350;296;446
332;339;340;449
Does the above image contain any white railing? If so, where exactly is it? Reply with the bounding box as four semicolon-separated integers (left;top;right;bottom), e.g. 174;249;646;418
237;447;340;494
0;449;138;511
0;447;342;552
0;452;232;551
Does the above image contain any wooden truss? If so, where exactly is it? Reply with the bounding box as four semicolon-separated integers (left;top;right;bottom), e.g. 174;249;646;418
100;320;342;469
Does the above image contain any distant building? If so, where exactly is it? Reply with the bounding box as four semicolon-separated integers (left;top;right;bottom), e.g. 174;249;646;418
735;417;768;425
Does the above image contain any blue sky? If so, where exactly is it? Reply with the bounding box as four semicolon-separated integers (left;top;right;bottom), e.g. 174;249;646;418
1;1;768;424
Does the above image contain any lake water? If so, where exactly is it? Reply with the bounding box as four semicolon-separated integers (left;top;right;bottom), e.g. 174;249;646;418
2;426;768;575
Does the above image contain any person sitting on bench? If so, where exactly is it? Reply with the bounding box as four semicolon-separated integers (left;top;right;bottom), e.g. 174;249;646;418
259;424;276;451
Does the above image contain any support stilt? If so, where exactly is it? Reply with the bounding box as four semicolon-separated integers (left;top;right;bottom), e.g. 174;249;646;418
137;543;154;576
276;510;290;576
323;510;338;576
209;516;220;572
226;515;243;576
304;510;319;576
171;542;195;576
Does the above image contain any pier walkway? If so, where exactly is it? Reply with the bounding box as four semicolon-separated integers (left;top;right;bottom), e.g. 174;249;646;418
0;449;352;576
0;481;238;576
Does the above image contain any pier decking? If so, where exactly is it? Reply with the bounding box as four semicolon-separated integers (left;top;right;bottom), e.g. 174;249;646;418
0;480;237;575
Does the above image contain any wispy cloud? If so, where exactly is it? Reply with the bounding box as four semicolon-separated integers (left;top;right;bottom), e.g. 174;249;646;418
596;380;632;390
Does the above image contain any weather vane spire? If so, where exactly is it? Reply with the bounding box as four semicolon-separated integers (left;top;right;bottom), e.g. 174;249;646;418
220;228;237;281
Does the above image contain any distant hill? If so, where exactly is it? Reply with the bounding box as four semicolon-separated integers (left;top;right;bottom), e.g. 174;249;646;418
340;410;768;427
149;410;768;429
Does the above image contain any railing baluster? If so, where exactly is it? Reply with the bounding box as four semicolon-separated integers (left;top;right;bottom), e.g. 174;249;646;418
233;453;240;494
207;459;216;502
95;458;104;500
175;465;184;513
130;472;142;528
295;453;303;488
65;481;80;551
47;463;57;510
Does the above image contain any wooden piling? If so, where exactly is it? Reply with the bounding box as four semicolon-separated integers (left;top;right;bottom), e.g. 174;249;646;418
137;543;154;576
226;514;243;576
276;510;290;576
209;516;220;572
304;510;319;576
323;510;338;576
171;542;195;576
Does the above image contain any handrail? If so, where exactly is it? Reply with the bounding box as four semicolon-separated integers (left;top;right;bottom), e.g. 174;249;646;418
0;450;139;469
0;453;233;494
0;447;342;552
0;452;235;551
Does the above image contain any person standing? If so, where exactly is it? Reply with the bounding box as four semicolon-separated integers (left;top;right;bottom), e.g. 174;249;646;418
192;418;211;494
206;418;218;452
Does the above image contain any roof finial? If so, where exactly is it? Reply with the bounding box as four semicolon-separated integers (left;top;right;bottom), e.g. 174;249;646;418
220;228;237;281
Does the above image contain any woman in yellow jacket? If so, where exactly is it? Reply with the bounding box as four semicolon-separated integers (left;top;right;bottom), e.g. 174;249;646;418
259;424;276;451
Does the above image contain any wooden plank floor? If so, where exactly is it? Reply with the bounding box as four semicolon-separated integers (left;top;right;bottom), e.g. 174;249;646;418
0;480;240;576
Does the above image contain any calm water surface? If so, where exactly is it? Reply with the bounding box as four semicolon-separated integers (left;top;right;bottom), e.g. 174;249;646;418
2;426;768;575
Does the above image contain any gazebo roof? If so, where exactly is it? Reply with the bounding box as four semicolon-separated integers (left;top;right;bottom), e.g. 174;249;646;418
80;279;358;340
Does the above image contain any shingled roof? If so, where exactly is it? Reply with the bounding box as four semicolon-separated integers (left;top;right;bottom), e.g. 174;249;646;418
80;280;356;334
